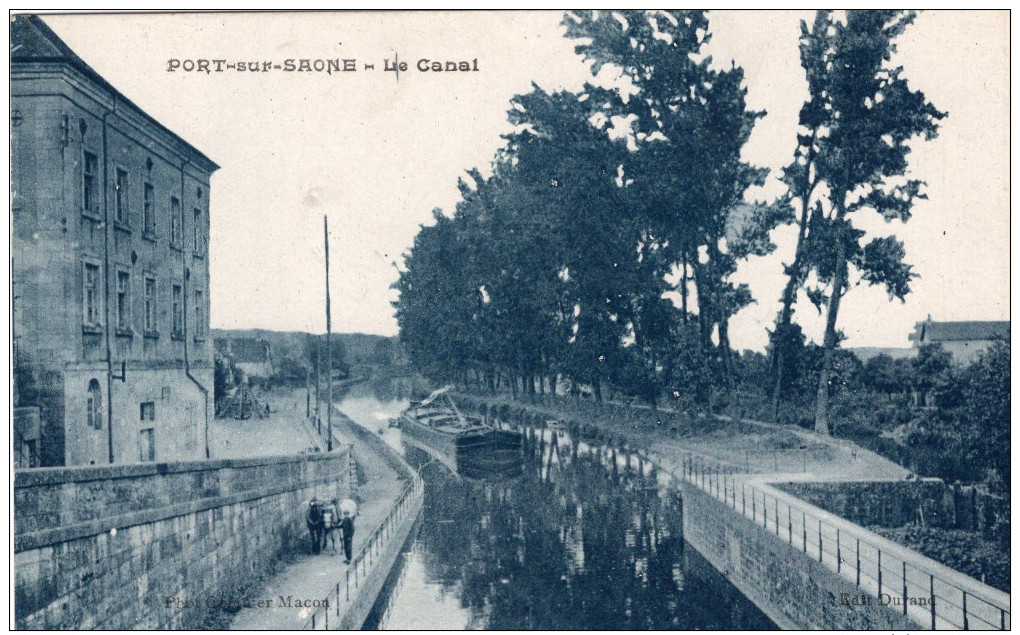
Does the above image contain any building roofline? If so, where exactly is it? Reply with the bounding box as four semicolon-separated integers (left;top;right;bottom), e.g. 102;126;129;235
11;15;219;173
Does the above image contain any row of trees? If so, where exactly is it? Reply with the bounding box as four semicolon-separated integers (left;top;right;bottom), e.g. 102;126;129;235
394;10;945;433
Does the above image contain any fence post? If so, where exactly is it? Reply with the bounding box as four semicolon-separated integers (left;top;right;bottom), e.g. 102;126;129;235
902;561;908;616
930;574;936;630
752;490;756;522
837;528;841;572
818;520;823;562
962;591;968;630
336;583;340;616
878;549;883;597
742;484;746;516
856;538;861;587
802;513;807;553
788;503;793;544
775;498;780;536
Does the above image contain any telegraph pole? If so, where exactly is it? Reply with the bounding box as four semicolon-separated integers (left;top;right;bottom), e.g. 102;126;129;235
324;215;333;451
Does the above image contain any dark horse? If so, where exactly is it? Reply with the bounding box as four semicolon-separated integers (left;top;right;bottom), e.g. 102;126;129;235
306;499;325;554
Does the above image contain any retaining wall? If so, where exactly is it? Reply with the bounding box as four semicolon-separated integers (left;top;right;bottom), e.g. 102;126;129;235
680;481;920;630
14;451;352;629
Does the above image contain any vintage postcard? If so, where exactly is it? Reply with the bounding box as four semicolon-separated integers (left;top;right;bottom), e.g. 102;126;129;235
11;10;1010;631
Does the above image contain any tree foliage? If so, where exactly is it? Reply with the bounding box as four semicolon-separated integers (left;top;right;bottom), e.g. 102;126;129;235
766;10;945;433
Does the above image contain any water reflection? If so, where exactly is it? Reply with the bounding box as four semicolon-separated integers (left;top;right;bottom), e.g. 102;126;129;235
340;381;775;631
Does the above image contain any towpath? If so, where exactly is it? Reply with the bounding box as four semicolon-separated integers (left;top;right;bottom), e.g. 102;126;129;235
224;393;407;630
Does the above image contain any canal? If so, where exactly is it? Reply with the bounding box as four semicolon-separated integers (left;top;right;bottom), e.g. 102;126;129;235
338;379;776;630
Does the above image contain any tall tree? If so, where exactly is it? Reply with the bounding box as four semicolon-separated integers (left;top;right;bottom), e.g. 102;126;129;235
795;11;945;433
768;11;833;420
505;86;637;400
563;10;780;393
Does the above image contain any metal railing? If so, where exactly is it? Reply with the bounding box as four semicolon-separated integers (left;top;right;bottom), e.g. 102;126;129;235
674;453;1010;630
300;474;424;630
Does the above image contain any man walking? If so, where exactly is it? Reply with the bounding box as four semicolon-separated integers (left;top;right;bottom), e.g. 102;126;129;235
339;509;355;564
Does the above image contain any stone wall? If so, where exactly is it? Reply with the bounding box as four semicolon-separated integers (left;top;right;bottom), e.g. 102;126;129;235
14;451;351;629
679;481;920;630
777;480;1008;539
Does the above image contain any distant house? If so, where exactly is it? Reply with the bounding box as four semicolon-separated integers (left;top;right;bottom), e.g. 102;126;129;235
909;317;1009;365
214;338;274;379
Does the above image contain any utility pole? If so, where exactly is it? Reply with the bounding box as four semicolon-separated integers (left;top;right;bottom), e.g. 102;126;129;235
324;215;333;451
314;335;321;430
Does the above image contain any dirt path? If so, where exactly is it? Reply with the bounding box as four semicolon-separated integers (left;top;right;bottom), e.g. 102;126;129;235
470;394;909;481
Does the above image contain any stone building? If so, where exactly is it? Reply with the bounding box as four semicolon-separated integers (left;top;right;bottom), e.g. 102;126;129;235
11;16;219;467
909;316;1009;366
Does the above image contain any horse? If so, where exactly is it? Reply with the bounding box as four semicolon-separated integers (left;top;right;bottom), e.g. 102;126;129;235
321;503;342;556
306;499;325;554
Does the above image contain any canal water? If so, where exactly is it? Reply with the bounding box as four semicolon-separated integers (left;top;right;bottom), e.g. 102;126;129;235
338;379;776;631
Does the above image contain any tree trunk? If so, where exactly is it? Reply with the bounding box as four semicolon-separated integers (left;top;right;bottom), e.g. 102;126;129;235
815;206;849;436
771;206;812;421
680;250;689;322
691;261;712;355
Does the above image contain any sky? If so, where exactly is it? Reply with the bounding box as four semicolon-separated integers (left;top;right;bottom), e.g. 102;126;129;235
41;11;1010;351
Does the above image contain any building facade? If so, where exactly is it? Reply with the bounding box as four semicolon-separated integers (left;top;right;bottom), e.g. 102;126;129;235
909;317;1009;366
12;16;219;467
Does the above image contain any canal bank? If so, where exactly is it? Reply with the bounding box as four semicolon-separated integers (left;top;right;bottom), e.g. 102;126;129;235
453;392;1009;631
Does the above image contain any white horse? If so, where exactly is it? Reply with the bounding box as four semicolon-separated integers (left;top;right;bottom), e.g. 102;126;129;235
320;504;342;555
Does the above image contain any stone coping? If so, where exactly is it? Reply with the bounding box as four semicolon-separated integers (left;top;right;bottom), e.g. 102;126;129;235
15;452;351;552
15;451;348;488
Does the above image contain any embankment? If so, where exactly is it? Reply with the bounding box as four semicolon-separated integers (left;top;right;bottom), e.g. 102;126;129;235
14;451;352;629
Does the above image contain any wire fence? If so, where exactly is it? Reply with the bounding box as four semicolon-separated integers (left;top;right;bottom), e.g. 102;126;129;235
300;474;424;630
675;453;1010;630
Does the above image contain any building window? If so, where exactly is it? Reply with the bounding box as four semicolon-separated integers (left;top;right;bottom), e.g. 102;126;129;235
87;378;102;429
138;428;155;462
172;284;183;337
144;276;157;333
83;261;101;327
170;197;182;247
193;208;203;253
115;168;129;224
116;270;131;331
194;289;205;338
83;152;98;214
140;401;156;422
143;183;155;235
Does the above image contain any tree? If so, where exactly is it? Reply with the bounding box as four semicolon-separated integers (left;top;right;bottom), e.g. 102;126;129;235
959;338;1010;487
791;11;945;433
768;11;834;420
910;343;953;406
563;10;782;396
